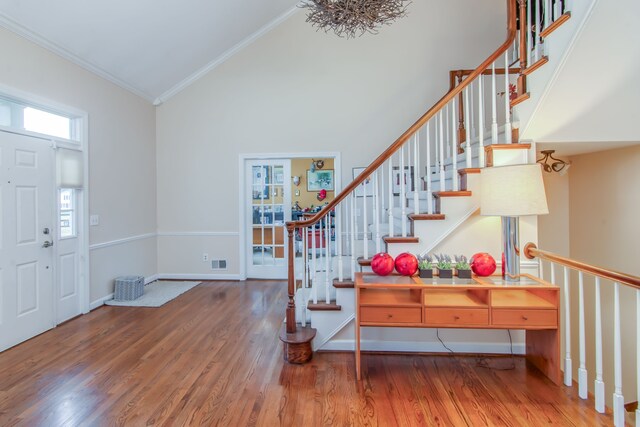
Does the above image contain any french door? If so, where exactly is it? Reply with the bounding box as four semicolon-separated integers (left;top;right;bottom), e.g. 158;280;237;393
0;131;55;351
246;159;291;279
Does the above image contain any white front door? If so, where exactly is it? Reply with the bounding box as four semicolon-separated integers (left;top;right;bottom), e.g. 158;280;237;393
0;131;55;352
56;188;81;323
246;159;291;279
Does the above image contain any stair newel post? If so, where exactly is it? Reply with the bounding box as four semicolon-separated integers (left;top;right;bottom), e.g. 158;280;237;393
303;226;310;326
388;158;394;238
400;145;407;237
504;51;513;144
491;61;498;145
286;224;297;334
325;214;330;304
578;271;587;399
594;276;605;413
362;169;369;259
374;170;381;254
563;266;573;387
613;282;625;427
350;194;356;280
478;77;485;167
464;86;472;168
456;72;465;153
426;122;434;214
518;0;528;96
438;111;445;192
413;133;420;215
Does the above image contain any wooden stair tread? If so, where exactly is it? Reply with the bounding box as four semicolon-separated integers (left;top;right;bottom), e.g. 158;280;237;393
433;191;472;198
522;56;549;76
279;324;317;344
333;279;354;289
307;301;341;311
357;257;372;266
383;236;419;244
458;168;481;175
625;401;638;412
408;214;446;221
510;92;530;108
484;143;531;152
540;12;571;38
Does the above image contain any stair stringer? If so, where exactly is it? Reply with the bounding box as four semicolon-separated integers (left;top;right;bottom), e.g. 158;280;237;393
310;287;355;351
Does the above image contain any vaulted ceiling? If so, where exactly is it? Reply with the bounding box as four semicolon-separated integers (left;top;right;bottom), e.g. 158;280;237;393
0;0;298;103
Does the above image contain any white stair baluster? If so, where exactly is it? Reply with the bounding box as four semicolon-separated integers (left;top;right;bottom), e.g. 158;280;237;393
491;61;498;145
563;266;572;387
527;0;533;67
470;80;476;137
337;204;343;283
578;271;587;399
613;282;625;427
413;133;420;215
478;77;485;167
374;171;381;254
464;86;472;168
350;194;356;280
539;258;544;281
439;111;445;192
400;145;407;237
451;99;459;191
445;104;450;159
363;173;368;260
426;122;434;214
594;276;605;413
504;52;512;144
325;215;330;304
544;0;550;37
388;159;394;238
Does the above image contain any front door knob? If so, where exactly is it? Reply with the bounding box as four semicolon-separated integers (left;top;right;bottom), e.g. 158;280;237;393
42;241;54;248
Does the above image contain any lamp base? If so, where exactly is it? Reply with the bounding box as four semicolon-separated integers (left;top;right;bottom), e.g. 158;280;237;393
502;216;520;282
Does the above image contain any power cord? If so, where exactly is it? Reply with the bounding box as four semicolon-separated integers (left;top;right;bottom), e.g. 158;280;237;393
436;329;455;354
436;328;516;371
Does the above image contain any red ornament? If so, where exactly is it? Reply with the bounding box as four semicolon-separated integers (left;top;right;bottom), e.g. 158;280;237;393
470;252;497;277
371;253;394;276
394;252;418;276
317;189;327;201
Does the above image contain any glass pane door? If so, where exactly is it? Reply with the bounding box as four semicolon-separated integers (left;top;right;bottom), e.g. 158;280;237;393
246;159;291;279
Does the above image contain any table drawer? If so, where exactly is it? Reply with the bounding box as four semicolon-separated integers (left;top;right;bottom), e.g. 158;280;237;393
360;306;421;323
492;309;557;328
424;308;489;326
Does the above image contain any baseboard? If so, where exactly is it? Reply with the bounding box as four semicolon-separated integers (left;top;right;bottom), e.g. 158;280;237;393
157;273;242;281
321;339;526;355
145;274;159;285
89;293;113;311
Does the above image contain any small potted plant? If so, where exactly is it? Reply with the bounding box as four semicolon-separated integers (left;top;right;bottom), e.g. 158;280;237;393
434;254;453;279
417;254;433;279
455;255;472;279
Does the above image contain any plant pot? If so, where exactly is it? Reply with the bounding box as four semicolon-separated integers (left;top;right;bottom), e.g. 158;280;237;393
457;269;472;279
438;269;453;279
419;269;433;279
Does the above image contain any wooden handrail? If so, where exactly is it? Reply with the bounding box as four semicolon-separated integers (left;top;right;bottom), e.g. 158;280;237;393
285;0;518;233
524;243;640;290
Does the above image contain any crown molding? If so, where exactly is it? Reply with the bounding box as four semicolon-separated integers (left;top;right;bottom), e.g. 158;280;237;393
0;12;155;102
153;6;300;106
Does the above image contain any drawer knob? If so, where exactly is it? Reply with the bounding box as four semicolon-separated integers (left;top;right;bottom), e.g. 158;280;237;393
522;316;528;320
387;314;393;319
454;316;460;320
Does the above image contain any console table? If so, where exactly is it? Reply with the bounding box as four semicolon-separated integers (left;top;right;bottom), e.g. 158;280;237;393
355;272;560;384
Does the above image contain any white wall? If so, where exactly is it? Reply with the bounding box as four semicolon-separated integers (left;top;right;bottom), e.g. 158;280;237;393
0;27;157;302
156;0;506;277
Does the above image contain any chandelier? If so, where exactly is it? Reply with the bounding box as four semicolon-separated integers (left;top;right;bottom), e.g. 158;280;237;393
300;0;411;38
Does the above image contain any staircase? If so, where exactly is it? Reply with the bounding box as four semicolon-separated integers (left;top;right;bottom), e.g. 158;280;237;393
281;0;576;357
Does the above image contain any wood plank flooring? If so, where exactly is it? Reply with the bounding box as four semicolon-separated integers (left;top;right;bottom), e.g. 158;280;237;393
0;280;614;426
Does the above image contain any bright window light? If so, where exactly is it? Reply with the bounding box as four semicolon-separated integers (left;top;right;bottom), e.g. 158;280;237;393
24;107;71;140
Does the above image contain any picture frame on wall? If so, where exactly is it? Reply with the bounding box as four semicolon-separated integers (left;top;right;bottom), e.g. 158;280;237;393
392;166;415;196
352;167;374;197
307;169;334;192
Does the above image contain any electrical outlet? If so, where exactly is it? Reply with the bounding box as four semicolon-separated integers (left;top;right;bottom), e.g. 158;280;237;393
90;215;100;226
202;253;209;262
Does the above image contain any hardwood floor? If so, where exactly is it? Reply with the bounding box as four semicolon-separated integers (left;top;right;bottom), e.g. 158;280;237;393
0;280;614;426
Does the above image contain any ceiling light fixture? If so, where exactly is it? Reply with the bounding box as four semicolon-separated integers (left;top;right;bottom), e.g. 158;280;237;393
300;0;411;38
537;150;570;174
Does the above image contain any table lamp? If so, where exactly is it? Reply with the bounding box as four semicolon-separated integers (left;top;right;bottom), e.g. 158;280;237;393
480;163;548;282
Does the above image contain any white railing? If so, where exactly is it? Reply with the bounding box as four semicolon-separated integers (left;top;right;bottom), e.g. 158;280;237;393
525;243;640;427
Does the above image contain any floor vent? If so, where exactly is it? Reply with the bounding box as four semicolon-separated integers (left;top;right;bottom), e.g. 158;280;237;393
211;260;227;270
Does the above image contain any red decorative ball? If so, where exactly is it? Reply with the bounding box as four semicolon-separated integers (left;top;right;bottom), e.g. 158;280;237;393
394;252;418;276
371;253;394;276
470;252;497;277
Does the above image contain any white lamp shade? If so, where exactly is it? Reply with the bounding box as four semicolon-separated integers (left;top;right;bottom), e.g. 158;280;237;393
56;148;84;188
480;163;548;216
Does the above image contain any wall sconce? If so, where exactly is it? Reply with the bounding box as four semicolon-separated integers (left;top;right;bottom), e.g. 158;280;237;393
292;175;301;186
310;159;324;173
537;150;570;174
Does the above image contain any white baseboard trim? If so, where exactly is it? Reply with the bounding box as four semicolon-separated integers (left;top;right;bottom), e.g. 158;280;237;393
145;274;159;285
158;273;242;281
89;293;114;311
320;339;526;355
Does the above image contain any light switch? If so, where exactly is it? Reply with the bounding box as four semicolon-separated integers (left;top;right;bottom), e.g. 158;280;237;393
90;215;100;226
